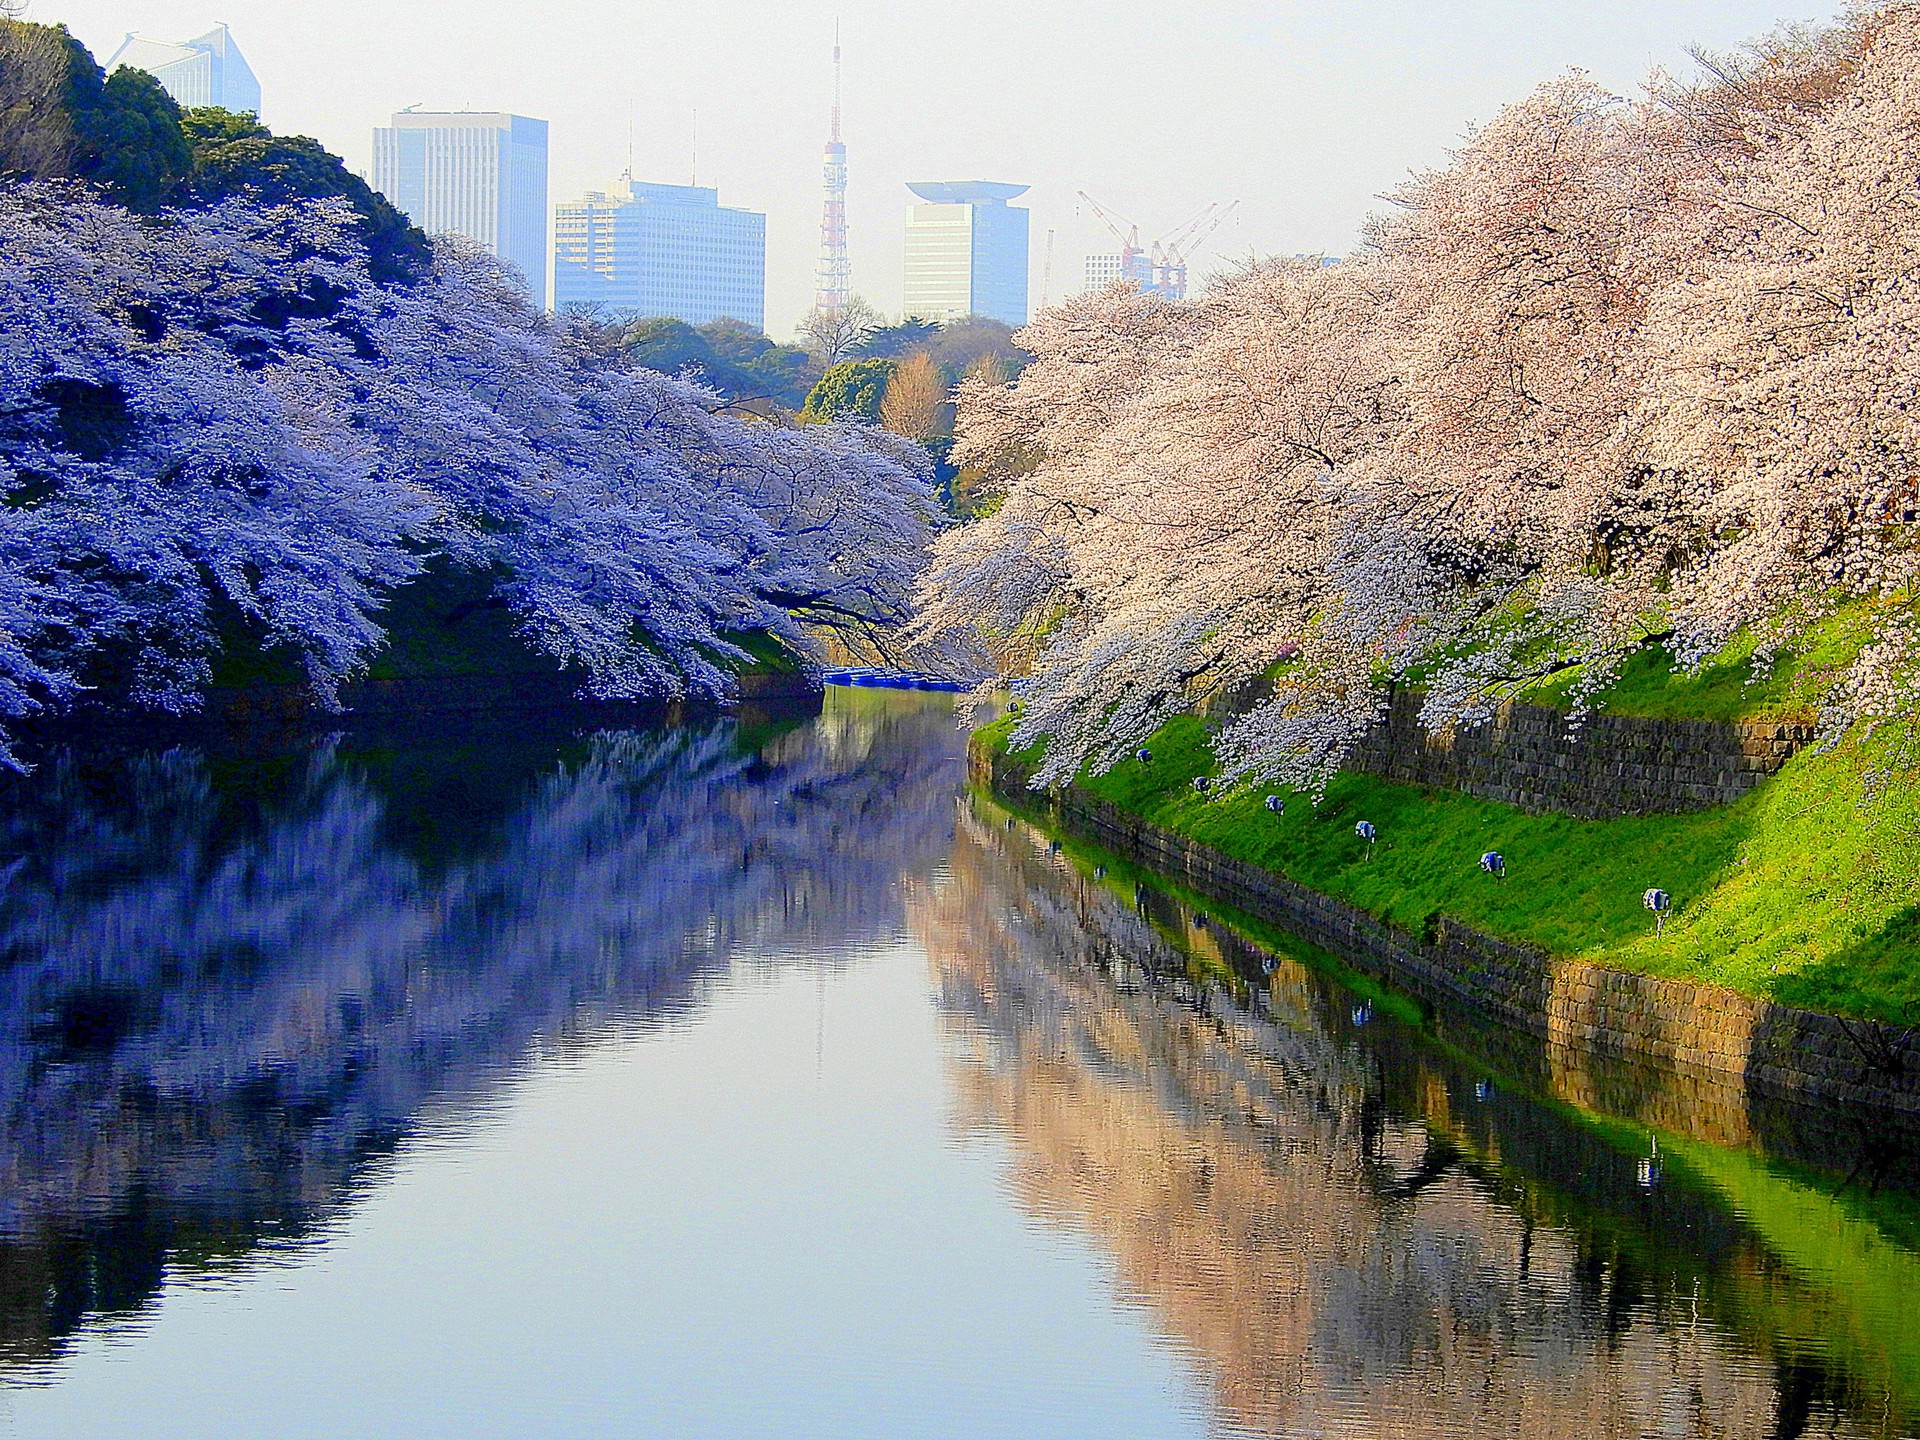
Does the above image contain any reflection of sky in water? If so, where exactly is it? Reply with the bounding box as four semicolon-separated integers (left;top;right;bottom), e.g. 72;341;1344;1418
0;694;1915;1438
4;953;1216;1439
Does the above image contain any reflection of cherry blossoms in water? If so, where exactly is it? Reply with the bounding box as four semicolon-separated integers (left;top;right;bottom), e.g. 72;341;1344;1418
0;697;963;1367
915;800;1901;1440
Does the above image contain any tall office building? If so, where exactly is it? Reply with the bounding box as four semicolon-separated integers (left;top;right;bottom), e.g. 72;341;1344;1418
902;182;1030;326
1083;253;1127;292
373;111;549;309
553;178;766;329
106;24;260;115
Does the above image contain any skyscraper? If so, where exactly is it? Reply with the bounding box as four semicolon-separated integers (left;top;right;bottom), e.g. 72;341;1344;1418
814;38;851;314
372;111;549;309
106;24;260;116
902;182;1030;326
554;178;766;329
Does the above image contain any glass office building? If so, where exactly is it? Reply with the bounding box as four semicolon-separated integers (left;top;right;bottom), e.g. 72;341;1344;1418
106;24;261;116
373;111;549;310
553;179;766;329
902;181;1030;326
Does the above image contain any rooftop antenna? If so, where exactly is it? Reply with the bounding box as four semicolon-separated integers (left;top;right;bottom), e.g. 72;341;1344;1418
626;98;635;182
691;107;698;187
1040;227;1056;309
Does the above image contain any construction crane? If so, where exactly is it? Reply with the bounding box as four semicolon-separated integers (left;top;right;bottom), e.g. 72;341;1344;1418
1076;191;1148;290
1076;192;1239;300
1152;199;1240;298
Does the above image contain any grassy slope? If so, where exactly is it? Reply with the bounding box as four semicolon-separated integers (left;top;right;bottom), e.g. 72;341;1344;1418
979;698;1920;1023
1517;607;1871;721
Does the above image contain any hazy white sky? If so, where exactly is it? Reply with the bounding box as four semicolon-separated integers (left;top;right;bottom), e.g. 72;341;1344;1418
36;0;1838;334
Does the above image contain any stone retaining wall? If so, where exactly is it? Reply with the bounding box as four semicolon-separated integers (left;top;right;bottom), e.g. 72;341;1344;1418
975;741;1920;1119
1347;687;1817;818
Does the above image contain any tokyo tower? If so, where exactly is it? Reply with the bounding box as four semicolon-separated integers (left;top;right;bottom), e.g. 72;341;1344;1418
814;34;851;314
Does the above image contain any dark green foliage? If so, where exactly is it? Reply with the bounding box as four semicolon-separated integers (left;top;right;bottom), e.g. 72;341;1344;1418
847;314;1033;390
179;109;431;284
915;315;1033;385
852;318;940;360
604;316;820;409
42;377;134;461
210;557;805;688
77;66;192;211
924;435;963;513
358;558;564;683
1;24;427;279
798;359;896;425
0;19;191;210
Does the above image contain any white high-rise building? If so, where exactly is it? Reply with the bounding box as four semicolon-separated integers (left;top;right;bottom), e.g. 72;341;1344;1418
373;111;549;309
902;181;1029;327
554;179;766;329
106;24;261;116
1083;253;1127;293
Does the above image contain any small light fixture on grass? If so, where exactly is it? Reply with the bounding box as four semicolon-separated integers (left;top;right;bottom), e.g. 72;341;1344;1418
1093;864;1107;880
1643;887;1672;935
1638;1136;1662;1190
1480;851;1506;879
1048;838;1061;854
1192;776;1211;794
1351;1000;1374;1027
1355;820;1376;858
1136;747;1153;764
1265;795;1286;814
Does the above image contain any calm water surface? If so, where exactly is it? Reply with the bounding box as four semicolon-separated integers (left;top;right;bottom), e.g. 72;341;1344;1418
0;692;1915;1438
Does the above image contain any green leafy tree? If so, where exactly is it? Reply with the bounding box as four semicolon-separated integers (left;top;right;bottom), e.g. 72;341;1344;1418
180;108;429;283
1;23;425;279
0;19;191;211
798;358;896;425
562;314;820;409
853;317;940;361
922;316;1031;386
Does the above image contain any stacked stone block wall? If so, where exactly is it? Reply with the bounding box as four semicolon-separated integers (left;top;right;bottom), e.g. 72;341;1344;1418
975;742;1920;1119
1346;688;1817;817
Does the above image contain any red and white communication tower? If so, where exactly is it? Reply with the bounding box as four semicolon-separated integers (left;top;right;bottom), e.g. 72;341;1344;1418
814;33;852;314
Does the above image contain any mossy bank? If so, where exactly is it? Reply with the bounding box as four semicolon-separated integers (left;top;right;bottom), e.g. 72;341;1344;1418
975;693;1920;1028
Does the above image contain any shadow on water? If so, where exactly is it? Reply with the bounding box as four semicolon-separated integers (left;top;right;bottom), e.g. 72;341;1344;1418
922;795;1920;1440
0;694;965;1372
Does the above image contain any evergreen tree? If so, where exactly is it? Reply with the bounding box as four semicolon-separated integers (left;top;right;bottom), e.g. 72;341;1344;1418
798;359;896;425
179;108;429;283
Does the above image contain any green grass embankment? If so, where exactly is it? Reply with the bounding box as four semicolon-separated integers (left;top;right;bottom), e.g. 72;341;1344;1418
978;695;1920;1024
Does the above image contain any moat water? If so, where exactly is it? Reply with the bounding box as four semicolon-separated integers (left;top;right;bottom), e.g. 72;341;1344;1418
0;691;1914;1438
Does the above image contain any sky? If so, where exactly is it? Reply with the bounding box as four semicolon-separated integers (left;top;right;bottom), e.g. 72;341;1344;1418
34;0;1840;337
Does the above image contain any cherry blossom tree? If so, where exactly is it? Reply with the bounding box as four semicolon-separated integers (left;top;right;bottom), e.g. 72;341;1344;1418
0;184;936;762
918;2;1920;793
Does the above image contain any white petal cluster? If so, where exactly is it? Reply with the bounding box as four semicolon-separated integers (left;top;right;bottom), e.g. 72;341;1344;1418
0;185;937;764
920;5;1920;791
